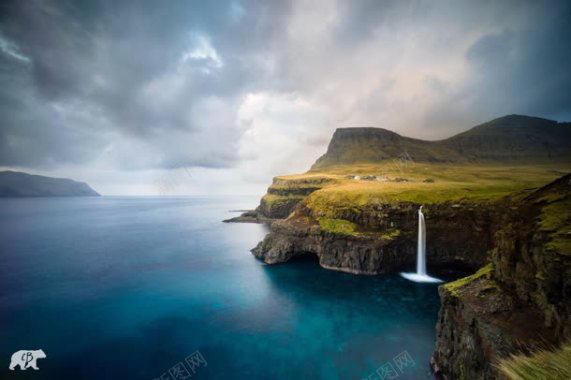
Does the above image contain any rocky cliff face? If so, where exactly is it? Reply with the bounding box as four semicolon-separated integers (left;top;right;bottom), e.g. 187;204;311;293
250;174;570;380
226;176;335;222
431;174;571;380
252;198;508;275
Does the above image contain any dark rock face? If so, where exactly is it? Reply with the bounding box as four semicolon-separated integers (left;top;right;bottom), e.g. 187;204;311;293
228;176;334;222
223;210;277;224
257;196;303;219
252;200;506;274
431;277;519;380
492;176;571;340
252;218;413;274
0;171;100;197
432;174;571;380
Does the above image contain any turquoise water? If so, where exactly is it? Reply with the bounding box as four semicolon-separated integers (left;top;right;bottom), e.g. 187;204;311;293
0;197;440;379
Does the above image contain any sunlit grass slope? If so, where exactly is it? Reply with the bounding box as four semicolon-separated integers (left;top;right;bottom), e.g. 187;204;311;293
498;344;571;380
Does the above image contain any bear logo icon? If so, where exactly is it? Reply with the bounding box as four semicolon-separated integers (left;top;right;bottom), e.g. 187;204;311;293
9;349;46;370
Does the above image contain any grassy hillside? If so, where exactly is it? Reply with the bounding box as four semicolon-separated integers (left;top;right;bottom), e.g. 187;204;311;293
255;160;570;225
498;343;571;380
257;115;571;220
312;115;571;169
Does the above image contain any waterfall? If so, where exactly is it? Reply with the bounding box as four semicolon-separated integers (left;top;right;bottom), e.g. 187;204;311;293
400;205;442;283
417;206;426;276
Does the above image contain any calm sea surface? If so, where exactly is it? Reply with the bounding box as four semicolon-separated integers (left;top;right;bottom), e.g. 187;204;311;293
0;196;440;379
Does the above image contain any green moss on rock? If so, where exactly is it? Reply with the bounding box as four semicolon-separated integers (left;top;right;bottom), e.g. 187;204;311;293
381;229;401;241
537;196;571;255
318;218;359;236
443;264;494;297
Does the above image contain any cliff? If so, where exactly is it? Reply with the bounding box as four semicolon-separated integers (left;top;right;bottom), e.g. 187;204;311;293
0;171;100;197
252;197;507;275
233;114;571;379
229;115;571;224
224;175;337;222
431;174;571;380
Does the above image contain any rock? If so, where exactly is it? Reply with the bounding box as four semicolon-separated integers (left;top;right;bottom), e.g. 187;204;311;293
251;199;506;274
223;210;276;224
431;173;571;379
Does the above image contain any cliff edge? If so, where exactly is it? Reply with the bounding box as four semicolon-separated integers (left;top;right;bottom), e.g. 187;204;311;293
432;173;571;379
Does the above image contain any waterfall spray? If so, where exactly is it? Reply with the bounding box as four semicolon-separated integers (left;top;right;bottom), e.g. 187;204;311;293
400;205;442;283
417;206;426;276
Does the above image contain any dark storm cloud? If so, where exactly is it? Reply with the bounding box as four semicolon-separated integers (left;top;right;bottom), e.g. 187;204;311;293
0;0;570;174
464;1;571;118
0;0;291;169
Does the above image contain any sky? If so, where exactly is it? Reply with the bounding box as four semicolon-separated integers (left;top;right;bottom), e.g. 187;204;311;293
0;0;570;195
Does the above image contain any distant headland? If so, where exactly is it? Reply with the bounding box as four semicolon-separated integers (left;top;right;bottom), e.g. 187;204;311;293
0;171;100;197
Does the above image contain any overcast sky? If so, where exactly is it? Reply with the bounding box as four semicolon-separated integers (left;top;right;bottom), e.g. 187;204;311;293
1;0;570;195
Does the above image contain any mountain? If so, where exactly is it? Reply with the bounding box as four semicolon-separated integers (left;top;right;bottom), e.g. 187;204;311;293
0;171;100;197
312;115;571;169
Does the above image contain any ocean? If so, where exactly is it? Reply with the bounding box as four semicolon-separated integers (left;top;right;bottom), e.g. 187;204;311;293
0;196;440;379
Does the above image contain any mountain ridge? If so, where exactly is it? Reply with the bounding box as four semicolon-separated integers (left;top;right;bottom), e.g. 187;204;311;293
0;171;100;197
312;114;571;169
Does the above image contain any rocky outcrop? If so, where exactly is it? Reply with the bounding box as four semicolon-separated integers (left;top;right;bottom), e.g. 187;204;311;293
252;216;411;274
252;198;508;274
225;176;336;223
432;174;571;380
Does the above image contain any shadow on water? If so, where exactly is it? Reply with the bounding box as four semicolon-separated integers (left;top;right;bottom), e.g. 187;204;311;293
254;257;441;379
0;197;441;380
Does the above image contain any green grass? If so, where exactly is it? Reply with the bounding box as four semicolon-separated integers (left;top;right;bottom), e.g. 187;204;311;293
536;195;571;255
306;189;371;218
381;229;401;241
260;193;305;215
272;162;570;217
318;218;358;236
498;343;571;380
443;264;494;297
261;193;305;203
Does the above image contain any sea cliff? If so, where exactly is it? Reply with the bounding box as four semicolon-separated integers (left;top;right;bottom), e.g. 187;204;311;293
252;198;505;275
232;115;571;379
431;173;571;379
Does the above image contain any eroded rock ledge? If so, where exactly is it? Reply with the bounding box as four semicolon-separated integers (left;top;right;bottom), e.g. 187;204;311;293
225;176;336;223
252;198;508;275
